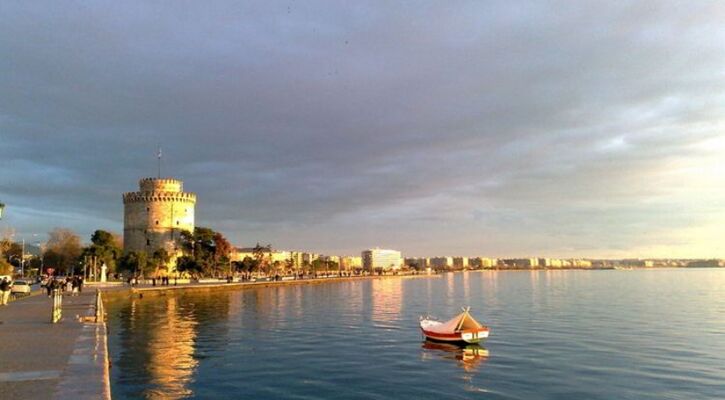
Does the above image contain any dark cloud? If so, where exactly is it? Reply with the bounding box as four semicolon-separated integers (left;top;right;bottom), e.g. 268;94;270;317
1;1;724;257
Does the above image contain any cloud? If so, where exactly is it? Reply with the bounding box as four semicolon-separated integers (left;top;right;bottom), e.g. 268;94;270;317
1;1;724;257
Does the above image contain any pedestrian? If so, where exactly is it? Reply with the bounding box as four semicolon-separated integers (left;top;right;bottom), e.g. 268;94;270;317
46;278;53;297
72;277;79;296
66;278;73;293
152;277;156;287
78;276;83;293
0;277;11;306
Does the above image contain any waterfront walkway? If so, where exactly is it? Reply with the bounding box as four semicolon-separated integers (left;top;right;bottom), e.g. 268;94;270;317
128;272;438;295
0;290;110;400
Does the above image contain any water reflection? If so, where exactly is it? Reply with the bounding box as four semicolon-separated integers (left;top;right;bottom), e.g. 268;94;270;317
371;278;403;326
421;341;489;372
144;296;198;399
111;293;234;399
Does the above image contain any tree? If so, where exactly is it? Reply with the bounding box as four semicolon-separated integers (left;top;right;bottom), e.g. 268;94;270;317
176;255;202;277
285;257;296;272
44;228;82;274
311;259;325;273
179;230;195;255
328;261;340;274
0;229;15;258
213;232;233;276
118;251;153;277
233;256;259;273
81;230;123;275
0;259;12;275
271;260;283;275
178;227;231;276
3;241;23;265
252;243;271;274
151;248;171;277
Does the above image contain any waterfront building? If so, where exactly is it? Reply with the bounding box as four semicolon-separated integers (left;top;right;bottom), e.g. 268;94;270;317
480;258;496;268
288;251;304;269
232;248;255;262
539;258;565;268
319;255;341;268
686;259;721;268
501;258;538;268
123;177;196;272
362;248;402;271
340;256;363;270
429;257;453;269
231;247;293;265
452;257;469;269
302;252;319;265
404;257;428;269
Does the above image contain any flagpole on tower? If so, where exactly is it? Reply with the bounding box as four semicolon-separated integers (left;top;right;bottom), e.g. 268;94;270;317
157;146;162;179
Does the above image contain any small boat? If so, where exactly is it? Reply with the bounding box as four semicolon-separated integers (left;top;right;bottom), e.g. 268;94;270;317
420;307;490;344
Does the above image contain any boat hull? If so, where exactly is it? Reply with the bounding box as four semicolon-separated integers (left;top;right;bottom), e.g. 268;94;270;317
420;328;489;344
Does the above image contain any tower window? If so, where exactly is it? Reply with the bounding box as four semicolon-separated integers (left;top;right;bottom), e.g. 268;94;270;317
146;207;150;212
146;239;150;245
155;220;159;225
176;220;180;226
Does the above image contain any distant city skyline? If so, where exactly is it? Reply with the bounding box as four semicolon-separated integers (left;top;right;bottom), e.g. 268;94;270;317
2;2;724;258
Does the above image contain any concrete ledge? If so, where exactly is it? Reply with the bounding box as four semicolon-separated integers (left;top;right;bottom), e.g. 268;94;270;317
52;321;111;400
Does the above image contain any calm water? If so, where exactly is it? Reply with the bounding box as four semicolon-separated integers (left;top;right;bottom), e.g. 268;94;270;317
106;269;725;399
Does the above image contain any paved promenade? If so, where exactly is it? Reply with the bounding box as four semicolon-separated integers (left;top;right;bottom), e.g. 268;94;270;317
0;290;110;400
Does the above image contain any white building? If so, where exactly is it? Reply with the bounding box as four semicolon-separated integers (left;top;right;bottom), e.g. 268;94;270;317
362;248;402;271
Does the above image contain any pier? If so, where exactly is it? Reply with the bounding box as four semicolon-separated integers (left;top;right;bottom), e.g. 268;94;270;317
0;289;111;400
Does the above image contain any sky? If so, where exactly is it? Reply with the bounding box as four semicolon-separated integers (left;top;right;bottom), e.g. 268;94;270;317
1;1;724;258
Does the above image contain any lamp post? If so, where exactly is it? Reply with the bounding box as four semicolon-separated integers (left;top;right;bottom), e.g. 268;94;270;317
0;203;5;219
20;237;24;277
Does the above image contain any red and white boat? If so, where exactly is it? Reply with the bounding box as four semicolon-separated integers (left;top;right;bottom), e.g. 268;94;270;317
420;307;490;344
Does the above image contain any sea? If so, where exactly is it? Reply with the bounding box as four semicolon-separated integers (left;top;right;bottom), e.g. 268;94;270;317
106;269;725;399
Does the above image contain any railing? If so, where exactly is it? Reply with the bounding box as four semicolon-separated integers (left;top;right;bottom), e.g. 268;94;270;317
51;289;62;323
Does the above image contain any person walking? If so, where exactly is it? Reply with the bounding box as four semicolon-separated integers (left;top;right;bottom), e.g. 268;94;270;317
71;277;79;296
0;277;11;305
78;276;84;294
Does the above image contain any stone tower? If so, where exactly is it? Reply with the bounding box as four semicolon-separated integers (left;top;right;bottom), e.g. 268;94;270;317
123;178;196;269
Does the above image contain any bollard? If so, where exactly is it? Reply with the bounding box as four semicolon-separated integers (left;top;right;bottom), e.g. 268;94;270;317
95;289;105;323
51;289;62;323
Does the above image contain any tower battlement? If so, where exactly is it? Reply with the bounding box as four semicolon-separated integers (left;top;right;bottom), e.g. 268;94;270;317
122;192;197;203
138;177;184;193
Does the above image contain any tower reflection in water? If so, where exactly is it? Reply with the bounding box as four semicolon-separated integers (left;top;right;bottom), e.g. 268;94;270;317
143;296;199;399
421;341;489;372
